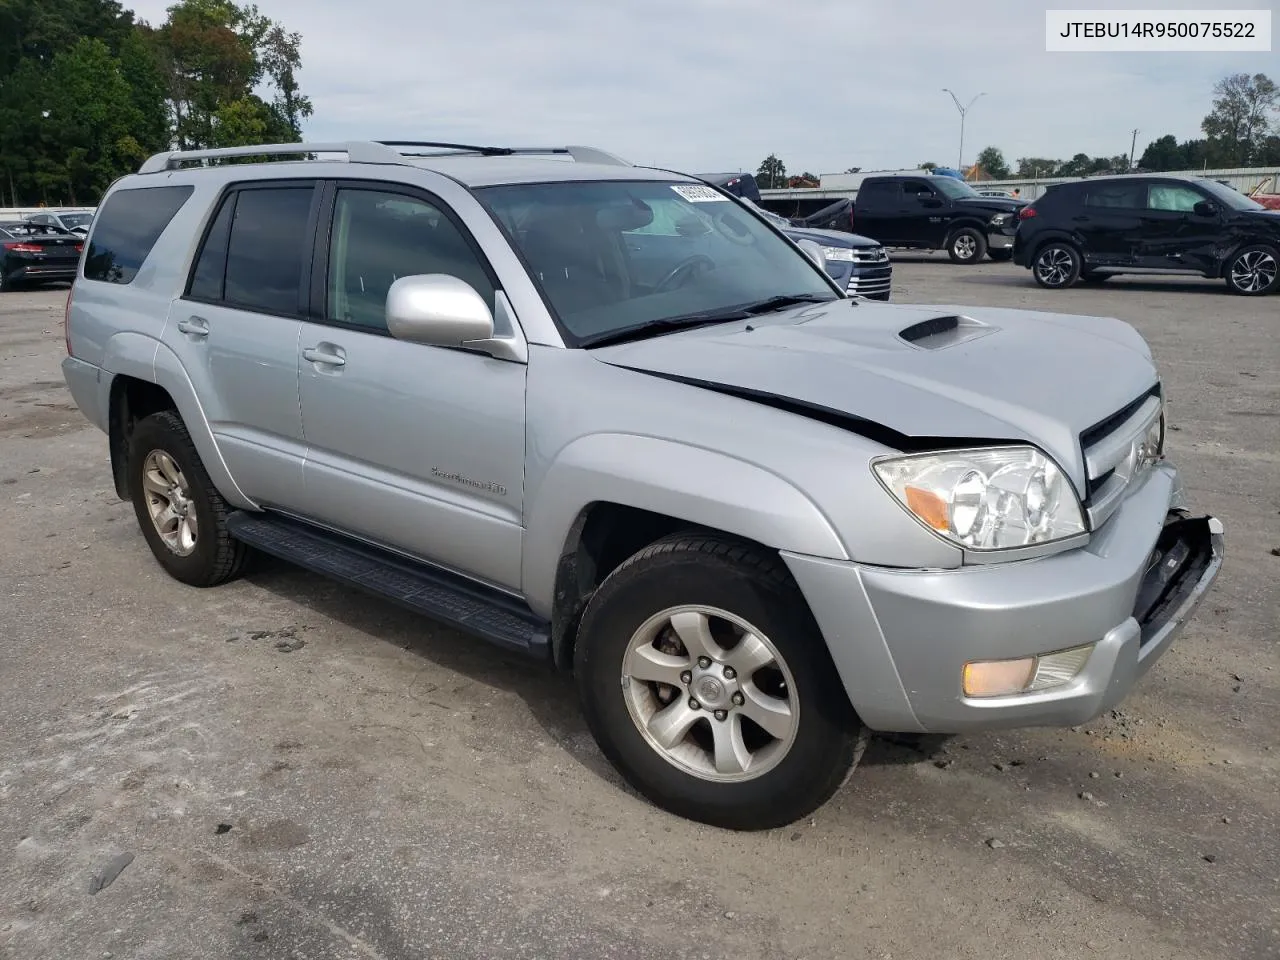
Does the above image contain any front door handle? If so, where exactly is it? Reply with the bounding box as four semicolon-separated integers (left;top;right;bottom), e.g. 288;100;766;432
303;345;346;367
176;316;209;338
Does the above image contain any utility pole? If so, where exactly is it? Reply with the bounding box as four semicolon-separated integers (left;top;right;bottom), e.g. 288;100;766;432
942;89;986;172
1129;128;1139;170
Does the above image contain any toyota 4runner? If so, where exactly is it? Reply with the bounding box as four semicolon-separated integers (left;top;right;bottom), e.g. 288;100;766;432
61;140;1224;831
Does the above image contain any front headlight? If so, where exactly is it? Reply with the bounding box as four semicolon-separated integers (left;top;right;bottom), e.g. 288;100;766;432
821;246;855;262
989;213;1009;227
873;446;1086;551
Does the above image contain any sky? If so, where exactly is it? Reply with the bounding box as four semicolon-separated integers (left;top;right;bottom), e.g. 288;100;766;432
123;0;1277;176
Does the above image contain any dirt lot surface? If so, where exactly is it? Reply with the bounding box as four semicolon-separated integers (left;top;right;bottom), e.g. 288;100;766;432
2;262;1277;960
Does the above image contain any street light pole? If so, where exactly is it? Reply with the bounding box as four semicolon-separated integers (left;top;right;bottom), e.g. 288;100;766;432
942;89;986;172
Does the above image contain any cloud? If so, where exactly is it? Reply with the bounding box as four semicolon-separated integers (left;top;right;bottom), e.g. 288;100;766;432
126;0;1275;175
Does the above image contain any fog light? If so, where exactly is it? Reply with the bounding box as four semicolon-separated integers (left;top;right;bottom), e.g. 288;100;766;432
963;644;1094;698
963;658;1036;698
1029;644;1094;689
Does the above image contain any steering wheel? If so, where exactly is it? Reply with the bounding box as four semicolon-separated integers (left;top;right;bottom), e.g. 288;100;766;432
654;255;715;294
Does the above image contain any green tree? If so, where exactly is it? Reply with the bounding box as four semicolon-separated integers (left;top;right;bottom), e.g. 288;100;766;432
756;154;787;189
1138;135;1184;171
1015;157;1060;178
974;146;1010;180
1201;72;1279;166
918;161;938;171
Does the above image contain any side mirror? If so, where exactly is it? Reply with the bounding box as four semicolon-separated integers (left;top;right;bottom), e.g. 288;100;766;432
1192;200;1216;218
795;238;826;268
386;274;494;348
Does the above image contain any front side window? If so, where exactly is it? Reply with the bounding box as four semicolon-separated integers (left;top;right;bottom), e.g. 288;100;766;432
478;179;836;345
929;177;981;200
1147;184;1205;212
222;186;315;316
325;189;497;332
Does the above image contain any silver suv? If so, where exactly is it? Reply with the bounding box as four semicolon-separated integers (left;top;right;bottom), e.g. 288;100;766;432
62;140;1224;831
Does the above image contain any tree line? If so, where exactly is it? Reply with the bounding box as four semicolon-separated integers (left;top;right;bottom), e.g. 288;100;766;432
757;73;1279;187
0;0;312;207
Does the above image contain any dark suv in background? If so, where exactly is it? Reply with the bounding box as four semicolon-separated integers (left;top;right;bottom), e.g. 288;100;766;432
1013;175;1280;296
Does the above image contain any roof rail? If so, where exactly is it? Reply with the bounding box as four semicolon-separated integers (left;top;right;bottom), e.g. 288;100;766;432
137;141;406;175
374;141;632;166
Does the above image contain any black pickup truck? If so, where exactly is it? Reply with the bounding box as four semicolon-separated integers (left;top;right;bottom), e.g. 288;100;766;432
850;174;1025;263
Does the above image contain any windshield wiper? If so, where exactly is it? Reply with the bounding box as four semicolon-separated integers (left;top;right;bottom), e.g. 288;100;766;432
579;311;751;348
738;293;834;315
578;294;834;349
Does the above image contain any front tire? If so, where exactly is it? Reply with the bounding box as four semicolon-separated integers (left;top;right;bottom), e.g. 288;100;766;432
574;534;868;831
1224;244;1279;296
947;227;987;264
1032;242;1082;289
128;411;249;587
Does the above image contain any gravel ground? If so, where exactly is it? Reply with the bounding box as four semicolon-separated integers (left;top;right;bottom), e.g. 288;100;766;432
1;261;1277;960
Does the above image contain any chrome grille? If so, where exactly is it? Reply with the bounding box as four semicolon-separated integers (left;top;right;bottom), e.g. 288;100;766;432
848;246;888;263
1080;389;1163;529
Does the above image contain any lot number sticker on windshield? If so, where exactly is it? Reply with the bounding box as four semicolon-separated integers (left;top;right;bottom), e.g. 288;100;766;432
671;184;729;203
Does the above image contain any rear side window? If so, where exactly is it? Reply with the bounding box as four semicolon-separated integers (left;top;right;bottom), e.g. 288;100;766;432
222;186;315;315
1084;183;1145;210
187;196;234;301
858;181;898;206
84;185;194;284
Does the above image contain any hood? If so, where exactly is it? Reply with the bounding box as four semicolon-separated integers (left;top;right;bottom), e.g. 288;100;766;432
1236;207;1280;228
783;225;880;248
591;300;1158;493
954;196;1026;213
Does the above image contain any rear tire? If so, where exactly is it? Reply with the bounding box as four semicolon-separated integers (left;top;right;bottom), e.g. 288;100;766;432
574;534;868;831
1224;244;1279;296
947;227;987;264
1032;242;1082;289
128;411;249;587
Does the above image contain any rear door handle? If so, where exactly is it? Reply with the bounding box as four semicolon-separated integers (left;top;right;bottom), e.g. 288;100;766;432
176;316;209;339
303;345;346;367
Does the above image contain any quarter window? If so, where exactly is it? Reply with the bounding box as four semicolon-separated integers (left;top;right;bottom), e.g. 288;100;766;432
84;185;194;284
325;188;496;332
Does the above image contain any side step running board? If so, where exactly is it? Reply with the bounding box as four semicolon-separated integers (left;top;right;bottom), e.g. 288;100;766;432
226;511;550;660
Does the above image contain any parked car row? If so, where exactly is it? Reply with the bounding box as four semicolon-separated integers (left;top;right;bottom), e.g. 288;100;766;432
0;221;84;291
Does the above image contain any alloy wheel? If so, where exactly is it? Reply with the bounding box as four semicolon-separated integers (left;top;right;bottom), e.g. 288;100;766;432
1035;247;1076;286
620;605;799;782
1230;249;1278;293
140;449;199;556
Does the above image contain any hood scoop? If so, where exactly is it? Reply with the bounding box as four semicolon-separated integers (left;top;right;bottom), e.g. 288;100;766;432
897;314;996;350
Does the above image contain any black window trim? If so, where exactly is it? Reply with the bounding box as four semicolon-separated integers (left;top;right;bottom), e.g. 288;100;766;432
1142;179;1212;214
306;178;505;339
181;178;323;320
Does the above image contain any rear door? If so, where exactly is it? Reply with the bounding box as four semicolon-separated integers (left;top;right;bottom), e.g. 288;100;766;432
852;180;902;243
165;181;318;510
1076;181;1146;264
1138;181;1219;272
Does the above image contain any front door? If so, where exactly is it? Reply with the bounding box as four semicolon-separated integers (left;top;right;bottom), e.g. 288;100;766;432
900;179;949;247
295;183;527;591
1138;182;1219;272
165;181;318;510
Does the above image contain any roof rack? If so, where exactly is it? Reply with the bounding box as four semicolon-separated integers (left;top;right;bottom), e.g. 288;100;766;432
136;140;632;175
374;141;632;166
137;141;406;174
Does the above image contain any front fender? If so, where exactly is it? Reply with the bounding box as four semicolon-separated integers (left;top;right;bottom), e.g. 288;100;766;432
521;432;848;617
101;332;256;510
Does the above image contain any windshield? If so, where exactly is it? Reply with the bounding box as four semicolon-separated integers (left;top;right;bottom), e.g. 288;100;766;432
741;197;793;229
929;177;981;199
477;180;837;345
60;213;94;227
1196;178;1266;212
